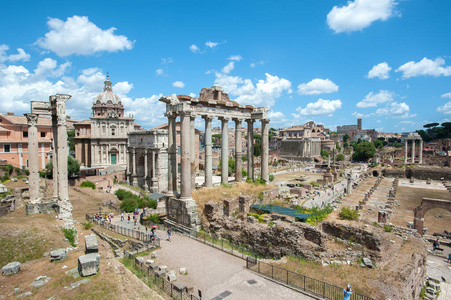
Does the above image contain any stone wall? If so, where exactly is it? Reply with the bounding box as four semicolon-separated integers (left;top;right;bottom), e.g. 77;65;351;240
383;166;451;180
261;187;279;202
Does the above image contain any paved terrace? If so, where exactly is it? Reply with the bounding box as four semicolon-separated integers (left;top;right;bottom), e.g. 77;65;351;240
113;217;315;300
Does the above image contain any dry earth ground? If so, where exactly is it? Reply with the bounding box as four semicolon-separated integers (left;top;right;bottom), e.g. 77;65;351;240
0;180;162;300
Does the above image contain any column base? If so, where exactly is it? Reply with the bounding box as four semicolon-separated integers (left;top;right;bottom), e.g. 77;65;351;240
164;196;199;231
26;201;57;215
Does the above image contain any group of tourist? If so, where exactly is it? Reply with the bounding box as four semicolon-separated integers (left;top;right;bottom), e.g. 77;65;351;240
93;213;113;224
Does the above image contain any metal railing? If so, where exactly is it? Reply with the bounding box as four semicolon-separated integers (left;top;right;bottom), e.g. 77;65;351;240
86;214;159;248
126;252;200;300
246;257;375;300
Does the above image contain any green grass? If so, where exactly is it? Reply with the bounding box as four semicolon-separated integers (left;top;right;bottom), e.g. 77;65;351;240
339;207;360;221
0;232;48;266
295;205;334;225
383;225;393;232
62;228;77;247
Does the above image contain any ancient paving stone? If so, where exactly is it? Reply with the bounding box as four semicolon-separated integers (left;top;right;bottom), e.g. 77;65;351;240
69;278;91;290
1;262;21;276
29;276;51;287
362;257;374;268
78;253;100;277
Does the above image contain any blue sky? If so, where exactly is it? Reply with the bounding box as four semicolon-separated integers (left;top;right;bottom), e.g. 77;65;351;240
0;0;450;133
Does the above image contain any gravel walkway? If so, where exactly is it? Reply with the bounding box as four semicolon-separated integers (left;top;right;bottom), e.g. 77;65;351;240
113;217;314;300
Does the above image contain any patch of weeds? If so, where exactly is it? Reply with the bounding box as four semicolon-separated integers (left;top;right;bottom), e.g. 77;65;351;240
221;183;232;188
62;228;77;247
268;221;274;227
247;212;266;223
383;225;393;232
82;221;94;230
339;207;359;221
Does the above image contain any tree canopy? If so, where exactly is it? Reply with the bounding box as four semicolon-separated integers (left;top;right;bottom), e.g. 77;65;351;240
352;141;376;162
45;156;81;179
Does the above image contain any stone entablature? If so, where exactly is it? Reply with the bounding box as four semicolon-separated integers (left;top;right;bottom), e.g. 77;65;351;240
127;130;168;193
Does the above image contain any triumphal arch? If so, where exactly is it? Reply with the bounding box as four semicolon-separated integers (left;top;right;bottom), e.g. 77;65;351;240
160;86;270;232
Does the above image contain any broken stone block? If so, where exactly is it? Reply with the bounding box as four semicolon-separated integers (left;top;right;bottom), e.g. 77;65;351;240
156;270;166;278
158;265;167;272
2;261;21;276
84;234;98;253
50;249;67;262
179;267;187;274
173;282;185;293
167;273;176;282
114;249;124;258
149;263;159;271
29;276;51;287
78;253;100;277
146;260;154;265
69;278;91;290
362;257;374;268
136;257;144;266
151;252;157;258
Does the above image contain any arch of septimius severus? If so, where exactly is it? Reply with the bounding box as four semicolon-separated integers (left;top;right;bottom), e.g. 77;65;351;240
160;86;270;232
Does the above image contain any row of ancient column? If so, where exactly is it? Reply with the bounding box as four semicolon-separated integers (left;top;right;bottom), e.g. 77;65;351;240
165;111;269;201
404;139;423;164
26;94;73;227
128;147;159;191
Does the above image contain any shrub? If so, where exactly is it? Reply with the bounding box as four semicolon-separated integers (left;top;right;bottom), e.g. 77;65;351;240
7;164;13;175
384;225;393;232
115;189;132;200
25;169;30;176
38;171;46;178
268;174;274;182
120;198;137;213
79;180;96;189
62;228;77;247
247;212;266;223
15;168;21;175
146;214;161;224
339;207;359;220
242;169;247;177
82;221;94;230
1;174;9;182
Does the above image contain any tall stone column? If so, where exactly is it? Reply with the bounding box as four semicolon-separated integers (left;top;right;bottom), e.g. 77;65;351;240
25;114;40;205
143;149;149;191
419;140;423;164
190;115;196;190
132;148;137;186
411;140;415;163
52;114;58;202
151;150;158;192
247;120;254;180
234;118;243;182
404;139;408;163
167;113;177;195
51;94;73;229
180;110;192;200
203;116;213;187
261;118;270;182
220;117;229;184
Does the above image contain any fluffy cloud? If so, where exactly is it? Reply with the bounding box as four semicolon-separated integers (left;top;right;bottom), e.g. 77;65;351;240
374;102;416;118
442;93;451;99
437;102;451;115
172;81;185;88
367;62;391;79
205;41;218;48
120;94;166;127
155;69;164;76
228;55;242;61
295;99;342;116
34;58;71;78
222;62;234;74
0;45;31;63
396;57;451;78
36;16;134;56
214;72;292;107
250;61;264;68
189;44;201;53
356;90;394;108
327;0;397;33
297;78;338;95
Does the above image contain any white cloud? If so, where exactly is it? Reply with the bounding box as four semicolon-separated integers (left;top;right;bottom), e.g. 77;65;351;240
437;102;451;115
155;69;164;76
189;93;196;98
367;62;391;79
294;99;342;116
214;72;291;107
222;61;234;74
250;61;264;68
297;78;339;95
396;57;451;78
205;41;218;48
172;81;185;88
34;58;71;78
327;0;398;33
228;55;242;61
36;16;134;56
113;81;133;95
0;45;31;63
441;93;451;99
374;102;416;118
189;44;200;53
356;90;394;108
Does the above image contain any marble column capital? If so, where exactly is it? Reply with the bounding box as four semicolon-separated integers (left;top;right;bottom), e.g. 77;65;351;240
190;114;197;120
202;115;213;122
25;113;39;126
219;116;230;122
261;118;270;124
165;111;178;119
246;119;255;125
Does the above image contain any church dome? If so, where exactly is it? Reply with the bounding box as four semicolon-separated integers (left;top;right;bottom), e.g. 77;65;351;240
94;75;121;104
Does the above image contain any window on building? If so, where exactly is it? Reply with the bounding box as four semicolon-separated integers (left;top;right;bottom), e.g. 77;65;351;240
23;132;28;138
41;132;45;138
112;128;115;136
4;145;10;152
102;126;106;134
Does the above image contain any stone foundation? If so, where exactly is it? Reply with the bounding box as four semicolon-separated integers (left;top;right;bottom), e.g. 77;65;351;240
164;196;200;233
26;201;57;215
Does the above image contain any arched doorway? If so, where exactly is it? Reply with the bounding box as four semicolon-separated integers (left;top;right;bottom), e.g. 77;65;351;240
413;198;451;235
109;147;118;165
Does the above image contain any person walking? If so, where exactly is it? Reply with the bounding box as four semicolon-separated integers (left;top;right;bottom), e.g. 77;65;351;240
433;238;440;251
127;214;130;223
343;285;353;300
121;212;124;221
167;228;172;242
